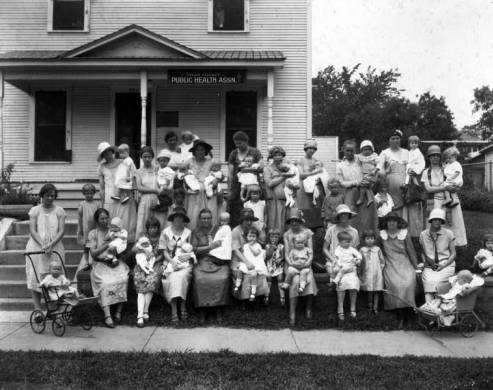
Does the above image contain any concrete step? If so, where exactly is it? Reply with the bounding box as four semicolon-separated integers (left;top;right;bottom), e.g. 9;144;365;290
0;264;78;281
6;235;81;251
0;298;34;311
0;281;31;298
0;250;83;265
14;220;78;235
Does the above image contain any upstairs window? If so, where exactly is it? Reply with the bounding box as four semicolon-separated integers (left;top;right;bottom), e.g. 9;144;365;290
209;0;249;32
48;0;90;32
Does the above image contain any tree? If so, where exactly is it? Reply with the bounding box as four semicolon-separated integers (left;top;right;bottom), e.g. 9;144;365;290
312;65;458;151
471;86;493;140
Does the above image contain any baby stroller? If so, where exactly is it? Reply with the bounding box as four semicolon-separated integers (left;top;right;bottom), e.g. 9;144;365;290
26;250;98;337
384;281;485;337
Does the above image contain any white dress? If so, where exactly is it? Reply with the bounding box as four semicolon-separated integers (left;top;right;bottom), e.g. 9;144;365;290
239;243;268;275
208;225;232;260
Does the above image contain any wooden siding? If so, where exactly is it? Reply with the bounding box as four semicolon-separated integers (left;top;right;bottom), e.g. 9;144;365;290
1;0;311;179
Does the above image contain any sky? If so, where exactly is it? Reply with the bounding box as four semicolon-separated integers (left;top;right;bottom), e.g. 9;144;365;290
312;0;493;129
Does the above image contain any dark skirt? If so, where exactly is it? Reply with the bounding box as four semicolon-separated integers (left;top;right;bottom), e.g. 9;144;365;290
192;256;231;308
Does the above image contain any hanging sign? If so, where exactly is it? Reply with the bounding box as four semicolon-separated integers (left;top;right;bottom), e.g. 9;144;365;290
168;69;245;84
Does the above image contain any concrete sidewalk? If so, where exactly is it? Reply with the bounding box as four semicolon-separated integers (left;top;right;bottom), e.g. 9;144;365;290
0;311;492;357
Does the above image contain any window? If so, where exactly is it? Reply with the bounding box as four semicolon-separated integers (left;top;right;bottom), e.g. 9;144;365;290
48;0;90;32
34;91;70;162
209;0;249;32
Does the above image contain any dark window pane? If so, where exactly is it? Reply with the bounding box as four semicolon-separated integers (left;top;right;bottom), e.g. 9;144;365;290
225;91;257;159
53;0;85;30
213;0;244;31
35;91;67;161
157;111;179;127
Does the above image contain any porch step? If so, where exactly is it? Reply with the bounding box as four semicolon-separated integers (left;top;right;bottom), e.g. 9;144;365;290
0;250;83;265
5;235;81;250
0;264;78;281
0;281;31;298
14;220;78;236
0;298;34;311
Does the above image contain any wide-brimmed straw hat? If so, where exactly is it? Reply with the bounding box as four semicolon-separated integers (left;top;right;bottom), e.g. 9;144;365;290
286;208;306;224
239;208;259;223
428;208;446;223
167;206;191;223
97;142;117;162
189;139;213;155
334;204;357;221
381;211;408;228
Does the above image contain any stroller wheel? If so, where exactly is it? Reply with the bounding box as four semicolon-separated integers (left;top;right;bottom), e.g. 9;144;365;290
30;310;46;334
52;318;66;337
459;313;479;338
79;310;93;331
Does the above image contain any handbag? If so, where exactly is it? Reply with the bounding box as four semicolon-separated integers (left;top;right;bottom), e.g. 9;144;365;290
405;178;427;204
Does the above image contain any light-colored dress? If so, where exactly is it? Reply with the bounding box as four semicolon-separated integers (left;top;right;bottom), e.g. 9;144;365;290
378;148;423;237
25;205;66;291
419;227;456;293
336;158;378;235
77;200;100;246
359;246;385;291
136;166;159;238
421;167;467;246
324;224;359;261
87;228;129;307
159;226;192;303
263;163;288;232
297;156;322;209
283;228;318;298
333;246;361;291
185;157;218;231
380;229;417;309
133;235;162;294
231;225;269;300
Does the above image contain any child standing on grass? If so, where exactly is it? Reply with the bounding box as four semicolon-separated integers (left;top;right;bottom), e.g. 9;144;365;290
442;146;463;207
112;143;137;204
77;184;101;267
359;230;385;314
322;179;345;229
474;233;493;277
264;228;286;306
234;227;268;301
281;233;313;293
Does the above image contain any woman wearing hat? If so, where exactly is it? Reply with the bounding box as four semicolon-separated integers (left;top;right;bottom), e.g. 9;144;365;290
419;208;457;303
230;208;269;301
380;212;418;328
336;140;378;235
184;139;219;230
191;208;231;324
377;130;424;240
158;207;193;323
227;131;263;227
97;141;137;242
283;208;318;325
421;145;467;246
161;131;187;170
297;139;325;209
323;204;360;264
264;146;295;231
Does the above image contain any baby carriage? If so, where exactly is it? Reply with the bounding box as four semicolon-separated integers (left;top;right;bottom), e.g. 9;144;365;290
26;250;98;337
384;281;485;337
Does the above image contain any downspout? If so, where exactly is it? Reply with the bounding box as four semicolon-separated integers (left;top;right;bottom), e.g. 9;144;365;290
0;70;4;172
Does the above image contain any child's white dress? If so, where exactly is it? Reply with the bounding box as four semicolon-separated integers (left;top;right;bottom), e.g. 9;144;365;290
157;166;176;190
114;156;137;190
406;148;425;183
100;229;128;259
475;248;493;270
443;161;463;186
237;170;258;186
40;274;78;302
163;247;196;278
359;246;384;291
183;172;201;192
239;243;267;275
375;193;394;218
209;225;232;260
204;170;223;197
333;246;362;291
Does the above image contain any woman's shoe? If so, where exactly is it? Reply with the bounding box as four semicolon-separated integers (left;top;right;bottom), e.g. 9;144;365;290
143;312;149;322
350;311;357;319
136;317;144;328
338;313;345;321
104;316;115;329
249;294;255;302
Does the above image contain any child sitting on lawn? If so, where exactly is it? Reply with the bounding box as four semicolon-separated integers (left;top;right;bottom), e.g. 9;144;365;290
474;233;493;277
281;233;313;293
265;228;286;306
40;260;79;305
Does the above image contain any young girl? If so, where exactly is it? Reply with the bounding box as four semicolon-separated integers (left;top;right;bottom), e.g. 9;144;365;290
359;230;385;314
156;149;175;193
405;135;425;186
238;155;260;201
77;183;101;266
322;179;345;229
234;228;268;301
243;184;266;235
282;233;313;293
374;176;394;226
209;212;232;261
40;260;79;305
264;229;286;306
112;143;137;204
356;140;379;207
442;146;463;207
474;233;493;277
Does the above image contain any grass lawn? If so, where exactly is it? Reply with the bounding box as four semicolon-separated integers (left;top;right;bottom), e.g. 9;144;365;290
1;351;492;389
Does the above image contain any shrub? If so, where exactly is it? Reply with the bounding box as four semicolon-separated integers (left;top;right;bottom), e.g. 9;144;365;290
459;187;493;213
0;163;37;205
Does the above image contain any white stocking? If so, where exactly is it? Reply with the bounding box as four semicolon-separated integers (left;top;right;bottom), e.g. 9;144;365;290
137;293;145;319
144;292;153;314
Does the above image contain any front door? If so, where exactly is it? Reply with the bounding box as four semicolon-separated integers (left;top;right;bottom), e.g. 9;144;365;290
115;92;151;168
225;91;257;159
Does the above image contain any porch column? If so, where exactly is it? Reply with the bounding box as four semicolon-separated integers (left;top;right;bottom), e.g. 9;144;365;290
267;70;274;149
140;70;148;147
0;70;3;170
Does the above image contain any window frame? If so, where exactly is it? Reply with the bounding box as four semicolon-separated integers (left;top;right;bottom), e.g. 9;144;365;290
208;0;250;33
47;0;90;33
30;87;72;164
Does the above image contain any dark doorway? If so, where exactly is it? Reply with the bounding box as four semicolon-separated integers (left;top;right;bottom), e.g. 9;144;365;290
225;91;257;159
115;93;151;168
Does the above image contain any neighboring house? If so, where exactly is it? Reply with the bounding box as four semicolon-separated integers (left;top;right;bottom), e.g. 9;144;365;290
465;143;493;191
0;0;314;182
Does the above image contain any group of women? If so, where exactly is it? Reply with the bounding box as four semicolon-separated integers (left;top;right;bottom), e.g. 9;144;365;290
24;128;468;327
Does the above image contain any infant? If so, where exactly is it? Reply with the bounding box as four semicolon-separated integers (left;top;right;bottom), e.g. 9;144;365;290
237;155;260;201
405;135;425;186
204;161;224;198
442;146;463;207
474;234;493;276
163;242;196;278
135;236;157;275
100;217;128;266
280;161;300;208
156;149;175;192
302;160;330;206
281;234;312;293
331;231;362;286
209;212;232;261
40;260;79;305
